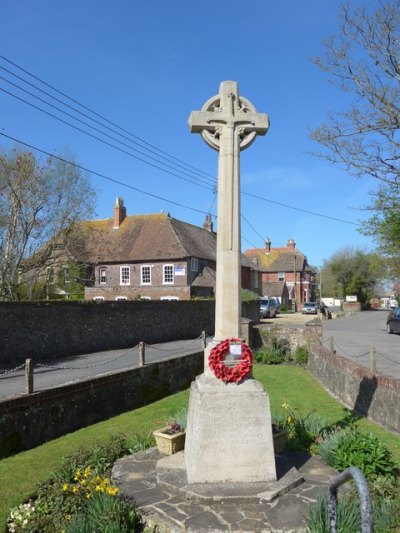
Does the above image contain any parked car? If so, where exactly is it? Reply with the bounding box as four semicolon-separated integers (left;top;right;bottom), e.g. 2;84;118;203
260;298;277;318
387;307;400;334
302;302;317;315
390;298;398;308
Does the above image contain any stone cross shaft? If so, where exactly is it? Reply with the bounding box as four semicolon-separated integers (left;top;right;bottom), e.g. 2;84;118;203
189;81;269;340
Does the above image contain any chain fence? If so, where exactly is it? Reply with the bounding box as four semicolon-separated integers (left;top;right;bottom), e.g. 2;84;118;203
0;334;208;398
319;334;400;372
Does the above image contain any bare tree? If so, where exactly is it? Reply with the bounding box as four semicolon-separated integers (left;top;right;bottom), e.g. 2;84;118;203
311;1;400;279
0;148;96;300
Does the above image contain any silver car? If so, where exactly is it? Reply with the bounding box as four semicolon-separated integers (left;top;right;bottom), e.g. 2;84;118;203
260;298;277;318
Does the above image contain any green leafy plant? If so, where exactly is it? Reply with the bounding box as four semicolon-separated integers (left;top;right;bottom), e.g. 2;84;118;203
304;493;360;533
7;501;36;532
274;403;330;452
253;346;287;364
64;491;138;533
163;407;188;435
51;434;129;483
333;430;396;481
294;345;309;365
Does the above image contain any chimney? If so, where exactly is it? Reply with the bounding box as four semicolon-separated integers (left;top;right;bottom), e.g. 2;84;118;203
113;197;126;229
287;238;296;249
203;213;214;232
265;238;271;253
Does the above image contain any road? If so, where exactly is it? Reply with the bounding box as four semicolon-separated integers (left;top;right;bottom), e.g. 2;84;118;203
0;336;208;401
261;309;400;379
322;310;400;379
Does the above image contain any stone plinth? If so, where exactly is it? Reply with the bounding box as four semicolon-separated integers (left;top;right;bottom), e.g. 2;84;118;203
184;373;277;484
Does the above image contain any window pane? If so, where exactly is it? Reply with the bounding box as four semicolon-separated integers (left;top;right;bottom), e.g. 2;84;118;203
141;266;151;284
100;268;107;284
121;267;130;285
164;265;174;283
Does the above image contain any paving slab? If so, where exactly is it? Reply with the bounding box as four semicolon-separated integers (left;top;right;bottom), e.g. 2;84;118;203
112;448;337;532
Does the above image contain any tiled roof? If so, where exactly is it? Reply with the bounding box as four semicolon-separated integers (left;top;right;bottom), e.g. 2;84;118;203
245;246;312;273
72;212;256;267
192;265;216;287
261;281;288;298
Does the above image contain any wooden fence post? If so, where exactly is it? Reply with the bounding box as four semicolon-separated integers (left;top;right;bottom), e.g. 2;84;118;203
329;336;334;354
369;347;377;374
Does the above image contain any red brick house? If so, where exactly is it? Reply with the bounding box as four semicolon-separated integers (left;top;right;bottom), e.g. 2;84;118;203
245;238;316;308
81;198;261;301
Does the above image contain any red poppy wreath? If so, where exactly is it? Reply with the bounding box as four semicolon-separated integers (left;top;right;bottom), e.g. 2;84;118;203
208;337;253;383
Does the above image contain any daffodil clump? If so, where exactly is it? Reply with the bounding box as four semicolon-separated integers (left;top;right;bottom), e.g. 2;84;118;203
274;401;330;452
62;467;119;500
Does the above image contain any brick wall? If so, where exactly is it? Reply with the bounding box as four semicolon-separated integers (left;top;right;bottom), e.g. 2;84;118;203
0;352;204;454
0;300;215;367
308;343;400;433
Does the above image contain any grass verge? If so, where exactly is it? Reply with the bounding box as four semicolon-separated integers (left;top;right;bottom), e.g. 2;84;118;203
1;365;399;530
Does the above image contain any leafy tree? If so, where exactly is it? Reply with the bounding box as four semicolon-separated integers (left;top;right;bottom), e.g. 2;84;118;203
311;1;400;282
0;148;96;300
322;247;385;303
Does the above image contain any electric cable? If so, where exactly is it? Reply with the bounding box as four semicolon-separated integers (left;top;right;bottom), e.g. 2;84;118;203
0;131;216;218
0;82;214;190
0;54;215;181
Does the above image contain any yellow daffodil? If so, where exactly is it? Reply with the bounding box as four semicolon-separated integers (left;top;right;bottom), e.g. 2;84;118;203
62;483;69;492
281;401;290;410
287;416;295;424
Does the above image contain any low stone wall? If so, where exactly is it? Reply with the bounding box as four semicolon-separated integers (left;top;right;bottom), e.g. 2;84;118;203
308;343;400;433
0;300;215;367
0;351;204;455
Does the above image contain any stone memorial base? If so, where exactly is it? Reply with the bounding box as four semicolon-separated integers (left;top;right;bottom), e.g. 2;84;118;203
184;372;277;484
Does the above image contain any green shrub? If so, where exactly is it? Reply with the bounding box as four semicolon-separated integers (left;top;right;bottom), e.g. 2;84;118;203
294;345;309;365
256;327;291;364
334;431;396;480
317;429;397;481
254;347;287;364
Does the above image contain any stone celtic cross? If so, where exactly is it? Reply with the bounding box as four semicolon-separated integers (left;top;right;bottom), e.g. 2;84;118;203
189;81;269;340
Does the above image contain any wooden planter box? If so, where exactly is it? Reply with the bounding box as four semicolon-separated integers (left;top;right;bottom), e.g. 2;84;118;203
273;429;289;454
153;428;186;455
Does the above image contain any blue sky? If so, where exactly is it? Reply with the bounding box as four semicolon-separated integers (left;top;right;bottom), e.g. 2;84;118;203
1;0;379;267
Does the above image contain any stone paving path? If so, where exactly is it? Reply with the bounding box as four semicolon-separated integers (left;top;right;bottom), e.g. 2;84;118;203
112;448;339;532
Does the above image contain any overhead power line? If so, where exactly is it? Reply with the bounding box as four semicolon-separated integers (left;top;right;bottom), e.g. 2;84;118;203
0;132;215;218
242;191;361;227
0;54;215;182
0;85;215;191
0;83;215;191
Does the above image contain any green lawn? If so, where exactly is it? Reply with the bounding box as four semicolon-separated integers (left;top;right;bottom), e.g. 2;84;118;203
1;365;399;531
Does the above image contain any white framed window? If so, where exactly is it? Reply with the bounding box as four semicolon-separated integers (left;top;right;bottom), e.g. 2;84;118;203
191;258;198;272
99;267;107;285
278;272;285;281
163;264;174;284
120;266;130;285
141;265;151;285
160;296;179;300
93;296;104;301
64;267;70;284
115;296;128;301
